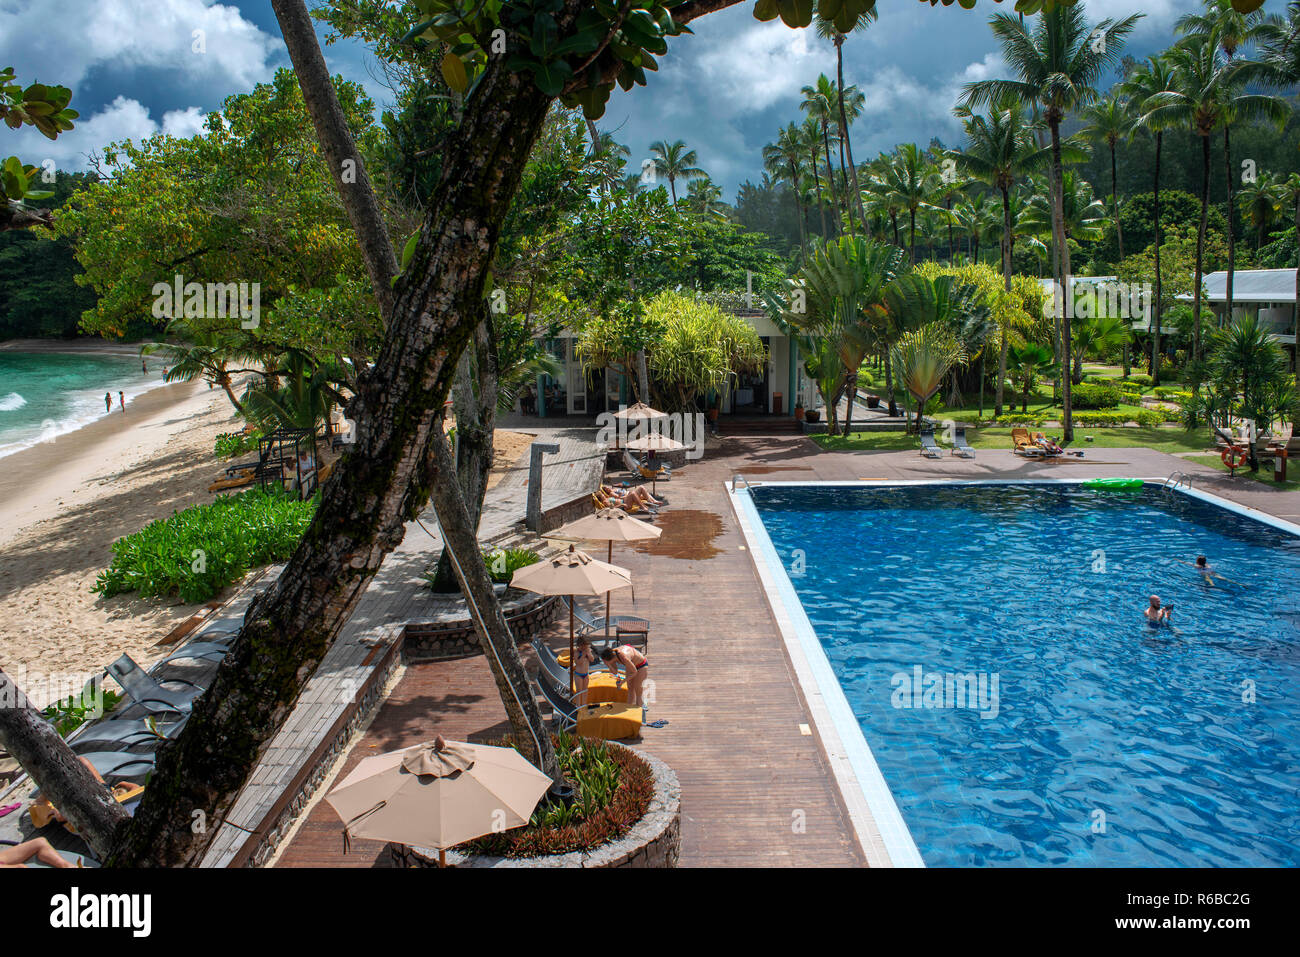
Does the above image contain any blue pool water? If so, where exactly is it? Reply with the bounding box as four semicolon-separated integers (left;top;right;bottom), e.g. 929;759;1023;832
751;483;1300;867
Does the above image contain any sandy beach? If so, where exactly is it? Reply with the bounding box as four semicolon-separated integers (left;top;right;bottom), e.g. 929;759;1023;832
0;343;536;703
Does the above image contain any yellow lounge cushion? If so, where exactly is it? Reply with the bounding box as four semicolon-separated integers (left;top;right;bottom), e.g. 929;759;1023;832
574;701;642;740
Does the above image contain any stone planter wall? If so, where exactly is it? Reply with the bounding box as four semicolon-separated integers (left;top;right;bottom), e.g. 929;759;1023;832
403;593;562;660
388;744;680;868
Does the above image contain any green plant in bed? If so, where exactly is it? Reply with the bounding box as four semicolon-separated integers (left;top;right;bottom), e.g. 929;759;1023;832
213;430;262;459
93;488;317;603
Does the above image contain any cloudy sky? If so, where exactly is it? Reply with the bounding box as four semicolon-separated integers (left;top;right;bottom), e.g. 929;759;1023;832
1;0;1206;198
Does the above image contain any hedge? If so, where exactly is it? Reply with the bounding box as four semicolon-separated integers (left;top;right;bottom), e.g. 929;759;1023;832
991;409;1168;428
1070;382;1122;409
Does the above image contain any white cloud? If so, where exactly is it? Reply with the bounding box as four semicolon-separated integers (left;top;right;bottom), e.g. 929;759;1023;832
682;23;826;114
0;0;278;93
5;97;208;170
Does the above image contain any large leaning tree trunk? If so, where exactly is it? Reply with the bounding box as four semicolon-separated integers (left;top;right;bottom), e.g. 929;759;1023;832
75;0;564;867
1151;130;1164;384
0;672;131;858
428;316;499;593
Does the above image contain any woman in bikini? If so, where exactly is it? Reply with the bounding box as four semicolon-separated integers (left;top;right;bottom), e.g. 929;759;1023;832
598;485;662;509
600;643;649;714
571;636;596;704
0;837;75;868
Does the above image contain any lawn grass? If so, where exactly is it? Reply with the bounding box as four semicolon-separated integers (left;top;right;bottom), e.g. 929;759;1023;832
1185;454;1300;491
809;425;1216;455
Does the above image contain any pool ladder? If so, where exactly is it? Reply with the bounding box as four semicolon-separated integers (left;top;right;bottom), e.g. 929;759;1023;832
733;473;755;492
1162;471;1192;491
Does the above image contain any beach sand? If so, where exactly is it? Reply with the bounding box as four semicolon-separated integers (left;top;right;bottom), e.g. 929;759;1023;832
0;359;537;702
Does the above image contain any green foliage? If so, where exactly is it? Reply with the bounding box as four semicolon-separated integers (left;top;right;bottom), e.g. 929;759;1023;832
465;732;653;858
643;290;767;412
214;430;262;460
1070;381;1122;409
92;489;317;603
42;690;123;737
992;408;1167;427
1;66;78;218
1126;373;1153;387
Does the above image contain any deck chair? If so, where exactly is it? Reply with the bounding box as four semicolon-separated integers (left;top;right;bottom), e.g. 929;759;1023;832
919;428;943;459
76;750;157;781
105;654;205;716
534;668;642;741
1011;428;1046;457
623;449;669;482
952;425;976;459
564;597;650;648
69;715;186;753
153;641;230;668
1030;431;1066;458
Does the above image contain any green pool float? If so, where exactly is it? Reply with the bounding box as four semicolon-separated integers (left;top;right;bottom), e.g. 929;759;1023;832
1082;478;1144;490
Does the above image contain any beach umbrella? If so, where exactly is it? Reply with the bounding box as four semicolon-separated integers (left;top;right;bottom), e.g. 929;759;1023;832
611;402;666;448
511;544;632;686
625;432;686;494
324;735;551;867
550;508;660;641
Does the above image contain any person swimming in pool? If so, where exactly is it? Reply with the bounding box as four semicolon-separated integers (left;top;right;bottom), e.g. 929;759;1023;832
1144;594;1173;626
1193;555;1228;587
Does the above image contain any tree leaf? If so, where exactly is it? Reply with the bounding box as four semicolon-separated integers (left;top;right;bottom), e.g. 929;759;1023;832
440;53;469;93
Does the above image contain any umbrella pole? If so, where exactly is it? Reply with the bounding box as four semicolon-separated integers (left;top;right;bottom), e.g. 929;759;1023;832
439;849;446;868
568;597;575;695
606;541;613;644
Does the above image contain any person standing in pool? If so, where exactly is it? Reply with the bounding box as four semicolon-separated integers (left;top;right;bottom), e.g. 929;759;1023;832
118;391;125;412
1144;594;1172;626
104;392;112;413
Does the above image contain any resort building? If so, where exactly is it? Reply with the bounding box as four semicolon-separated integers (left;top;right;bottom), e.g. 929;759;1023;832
529;309;809;420
1178;268;1298;361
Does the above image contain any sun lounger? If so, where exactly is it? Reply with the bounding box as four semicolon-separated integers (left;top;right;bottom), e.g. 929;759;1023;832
153;641;229;668
952;425;976;458
69;716;185;752
76;750;156;781
105;654;205;716
1012;427;1046;457
919;428;943;459
623;449;670;482
534;668;641;741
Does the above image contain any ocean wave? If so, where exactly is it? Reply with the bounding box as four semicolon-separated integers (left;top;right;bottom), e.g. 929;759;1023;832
0;392;28;412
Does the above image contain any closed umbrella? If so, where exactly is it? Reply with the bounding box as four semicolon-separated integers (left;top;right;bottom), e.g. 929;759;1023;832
551;508;660;641
325;735;551;867
512;544;632;687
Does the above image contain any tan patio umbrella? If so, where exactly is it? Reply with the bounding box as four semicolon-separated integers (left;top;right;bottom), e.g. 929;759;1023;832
625;432;686;494
511;544;632;686
550;508;661;641
324;735;551;867
611;402;666;449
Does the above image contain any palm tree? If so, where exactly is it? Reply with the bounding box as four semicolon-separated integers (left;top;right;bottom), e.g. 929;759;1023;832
891;322;968;433
952;98;1053;415
241;349;349;434
685;177;728;220
801;75;844;234
142;319;261;415
1280;173;1300;337
1006;342;1057;414
1238;171;1285;248
1079;91;1130;261
799;116;831;238
815;3;877;232
1142;34;1234;361
1177;3;1277;326
877;143;947;265
1206;313;1295;470
1123;53;1177;384
649;139;704;204
963;3;1140;440
764;123;810;257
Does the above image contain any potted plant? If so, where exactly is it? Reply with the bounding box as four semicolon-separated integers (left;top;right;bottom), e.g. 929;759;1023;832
865;394;880;409
707;394;720;422
805;408;820;423
794;400;805;422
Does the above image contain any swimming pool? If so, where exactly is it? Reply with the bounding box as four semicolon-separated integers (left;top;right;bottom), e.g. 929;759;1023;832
736;480;1300;867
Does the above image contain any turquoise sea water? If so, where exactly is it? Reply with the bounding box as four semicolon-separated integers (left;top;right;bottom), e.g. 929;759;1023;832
752;483;1300;867
0;351;162;457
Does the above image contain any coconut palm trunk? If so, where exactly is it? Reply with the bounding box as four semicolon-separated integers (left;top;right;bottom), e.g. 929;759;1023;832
835;39;868;232
1194;132;1211;361
1049;113;1075;441
1152;131;1164;384
1224;123;1236;323
996;185;1013;417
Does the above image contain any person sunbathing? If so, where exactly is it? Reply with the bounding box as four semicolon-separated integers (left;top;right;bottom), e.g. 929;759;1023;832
0;836;75;868
1032;431;1064;454
598;485;662;509
31;756;142;828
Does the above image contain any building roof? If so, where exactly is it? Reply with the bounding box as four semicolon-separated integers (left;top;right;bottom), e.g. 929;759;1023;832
1178;269;1297;303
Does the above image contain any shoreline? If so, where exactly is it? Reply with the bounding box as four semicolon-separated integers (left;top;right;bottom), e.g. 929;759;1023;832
0;337;145;356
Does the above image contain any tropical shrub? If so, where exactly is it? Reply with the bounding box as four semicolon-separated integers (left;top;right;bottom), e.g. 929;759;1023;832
424;547;540;590
643;290;766;413
465;732;654;859
42;690;124;737
93;489;317;603
1125;374;1153;388
1070;382;1121;409
992;409;1166;428
214;430;262;459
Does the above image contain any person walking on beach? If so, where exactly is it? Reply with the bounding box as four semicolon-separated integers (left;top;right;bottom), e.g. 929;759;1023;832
118;391;125;412
105;392;112;413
